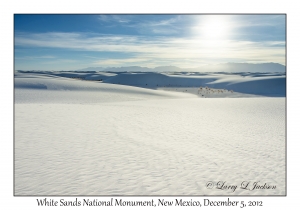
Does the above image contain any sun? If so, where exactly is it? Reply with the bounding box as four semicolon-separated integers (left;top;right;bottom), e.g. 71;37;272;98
200;16;230;40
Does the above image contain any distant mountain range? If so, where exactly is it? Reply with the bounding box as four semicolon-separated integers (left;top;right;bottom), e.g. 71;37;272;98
76;63;286;72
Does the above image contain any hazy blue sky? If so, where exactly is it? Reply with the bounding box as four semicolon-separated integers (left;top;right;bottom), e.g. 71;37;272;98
14;14;285;70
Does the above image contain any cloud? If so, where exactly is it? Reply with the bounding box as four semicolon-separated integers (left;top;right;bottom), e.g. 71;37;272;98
42;59;78;64
93;57;149;66
15;55;56;60
132;16;183;35
98;15;132;23
146;16;181;27
14;32;285;67
96;15;184;35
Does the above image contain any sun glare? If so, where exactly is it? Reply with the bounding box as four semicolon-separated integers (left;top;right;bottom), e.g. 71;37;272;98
199;16;230;40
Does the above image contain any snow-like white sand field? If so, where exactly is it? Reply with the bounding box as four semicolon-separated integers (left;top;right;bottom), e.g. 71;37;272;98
14;71;286;195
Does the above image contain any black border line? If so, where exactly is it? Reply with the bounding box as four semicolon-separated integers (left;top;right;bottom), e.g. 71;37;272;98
13;13;287;197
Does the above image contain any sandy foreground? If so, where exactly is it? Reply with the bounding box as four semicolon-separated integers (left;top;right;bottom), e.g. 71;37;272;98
14;72;286;195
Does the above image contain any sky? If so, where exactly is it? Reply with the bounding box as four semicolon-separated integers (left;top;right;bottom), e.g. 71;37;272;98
14;14;286;70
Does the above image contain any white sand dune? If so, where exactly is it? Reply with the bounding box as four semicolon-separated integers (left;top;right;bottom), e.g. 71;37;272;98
102;72;285;97
14;71;286;195
15;73;195;104
207;75;286;96
16;70;285;96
